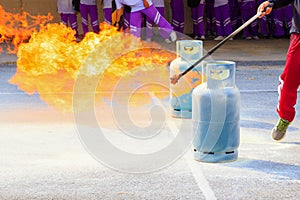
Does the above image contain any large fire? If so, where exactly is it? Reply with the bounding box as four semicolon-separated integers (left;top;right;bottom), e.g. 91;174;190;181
7;20;175;111
1;4;176;113
0;5;53;54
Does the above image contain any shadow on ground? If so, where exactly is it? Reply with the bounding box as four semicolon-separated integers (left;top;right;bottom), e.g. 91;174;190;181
241;119;299;132
223;157;300;181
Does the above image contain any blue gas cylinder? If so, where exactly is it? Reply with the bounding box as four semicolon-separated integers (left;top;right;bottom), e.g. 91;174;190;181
170;40;203;118
192;61;240;162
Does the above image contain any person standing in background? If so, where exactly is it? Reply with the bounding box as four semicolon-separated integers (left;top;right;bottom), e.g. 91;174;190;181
214;0;232;40
80;0;100;35
57;0;79;38
114;0;177;43
258;0;300;141
239;0;259;39
170;0;184;33
187;0;205;40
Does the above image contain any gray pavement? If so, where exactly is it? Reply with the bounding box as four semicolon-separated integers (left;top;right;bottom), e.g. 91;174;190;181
0;38;300;199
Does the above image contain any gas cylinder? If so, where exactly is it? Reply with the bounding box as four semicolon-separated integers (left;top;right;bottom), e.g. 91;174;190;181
169;40;203;118
192;61;240;162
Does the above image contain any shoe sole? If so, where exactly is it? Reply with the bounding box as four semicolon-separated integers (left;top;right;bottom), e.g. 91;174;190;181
271;128;286;141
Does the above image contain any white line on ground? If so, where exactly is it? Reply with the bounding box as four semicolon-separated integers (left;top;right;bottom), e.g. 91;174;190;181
149;92;217;200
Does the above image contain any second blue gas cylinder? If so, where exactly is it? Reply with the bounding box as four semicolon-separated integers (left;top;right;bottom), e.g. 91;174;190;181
169;40;203;118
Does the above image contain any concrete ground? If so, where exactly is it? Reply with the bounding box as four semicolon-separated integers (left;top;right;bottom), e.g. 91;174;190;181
0;38;299;199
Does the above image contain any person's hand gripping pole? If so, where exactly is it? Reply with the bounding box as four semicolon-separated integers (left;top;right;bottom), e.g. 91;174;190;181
257;1;273;18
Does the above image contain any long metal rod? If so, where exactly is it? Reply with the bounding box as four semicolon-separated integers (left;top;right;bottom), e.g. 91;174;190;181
170;3;273;84
184;13;261;76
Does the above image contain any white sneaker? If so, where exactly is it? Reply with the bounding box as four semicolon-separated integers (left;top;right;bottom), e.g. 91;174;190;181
252;36;259;40
145;38;152;42
245;36;252;40
214;36;224;41
200;35;206;40
169;31;177;42
165;31;177;43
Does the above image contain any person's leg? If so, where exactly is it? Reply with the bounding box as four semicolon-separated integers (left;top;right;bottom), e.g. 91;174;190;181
214;6;224;37
273;9;285;37
130;11;143;37
145;20;154;40
145;7;164;40
220;4;232;36
277;34;300;122
229;0;239;30
170;0;184;33
240;4;251;38
103;8;112;24
60;13;69;26
69;13;78;37
247;2;258;38
260;15;269;37
283;5;293;33
123;6;131;30
205;0;215;35
260;16;268;36
146;14;154;40
191;3;205;38
156;7;164;16
89;5;100;34
191;7;199;37
272;33;300;140
80;3;89;35
142;5;173;39
250;19;259;38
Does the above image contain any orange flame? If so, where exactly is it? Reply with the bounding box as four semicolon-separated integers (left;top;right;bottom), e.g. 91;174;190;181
0;5;53;54
9;22;176;111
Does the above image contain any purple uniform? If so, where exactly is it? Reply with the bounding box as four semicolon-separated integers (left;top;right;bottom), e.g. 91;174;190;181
80;0;100;35
273;4;293;37
170;0;184;33
115;0;174;40
145;0;165;40
229;0;239;30
214;0;232;37
190;0;205;39
103;0;112;24
57;0;78;37
239;0;258;39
